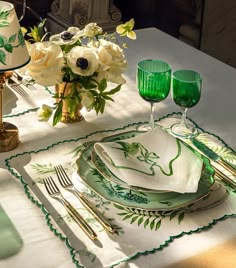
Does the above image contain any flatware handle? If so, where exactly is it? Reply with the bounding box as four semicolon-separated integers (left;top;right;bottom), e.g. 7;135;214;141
74;190;115;234
63;198;98;240
214;167;236;189
217;159;236;177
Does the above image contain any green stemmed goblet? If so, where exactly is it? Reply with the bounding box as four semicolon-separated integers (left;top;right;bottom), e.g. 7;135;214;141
137;59;172;131
171;70;202;138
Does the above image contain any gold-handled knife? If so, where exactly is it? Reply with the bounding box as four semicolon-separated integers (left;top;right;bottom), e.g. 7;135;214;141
214;167;236;189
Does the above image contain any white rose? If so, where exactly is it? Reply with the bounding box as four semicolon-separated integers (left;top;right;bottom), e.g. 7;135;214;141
97;39;127;84
66;46;98;76
26;41;64;86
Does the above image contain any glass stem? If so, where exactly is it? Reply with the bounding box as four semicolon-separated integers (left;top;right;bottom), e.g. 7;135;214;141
19;0;27;22
180;107;188;128
149;102;155;129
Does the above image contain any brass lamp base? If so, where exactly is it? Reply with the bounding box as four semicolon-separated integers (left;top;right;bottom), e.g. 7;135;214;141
0;122;19;152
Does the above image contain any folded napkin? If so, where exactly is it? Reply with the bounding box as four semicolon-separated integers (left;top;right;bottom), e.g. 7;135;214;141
94;127;203;193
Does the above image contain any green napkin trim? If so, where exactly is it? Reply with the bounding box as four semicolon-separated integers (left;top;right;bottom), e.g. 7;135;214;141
109;138;181;176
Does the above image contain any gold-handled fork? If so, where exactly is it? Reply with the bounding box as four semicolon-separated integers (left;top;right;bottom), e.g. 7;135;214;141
54;165;115;234
43;176;98;240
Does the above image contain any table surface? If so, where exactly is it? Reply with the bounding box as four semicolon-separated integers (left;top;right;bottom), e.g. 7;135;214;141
0;27;235;268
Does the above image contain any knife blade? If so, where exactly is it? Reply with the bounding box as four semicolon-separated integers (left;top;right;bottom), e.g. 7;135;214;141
191;138;236;177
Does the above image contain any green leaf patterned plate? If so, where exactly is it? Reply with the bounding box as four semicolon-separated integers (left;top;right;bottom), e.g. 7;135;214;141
76;131;215;211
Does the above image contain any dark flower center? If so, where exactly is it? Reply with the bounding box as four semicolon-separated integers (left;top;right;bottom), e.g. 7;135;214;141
76;57;89;69
61;31;73;40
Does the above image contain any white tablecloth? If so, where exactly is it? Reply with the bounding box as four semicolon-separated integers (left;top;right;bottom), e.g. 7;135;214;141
0;27;235;268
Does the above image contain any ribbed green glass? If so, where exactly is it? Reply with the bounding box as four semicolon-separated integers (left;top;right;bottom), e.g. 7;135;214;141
137;60;171;102
137;60;171;130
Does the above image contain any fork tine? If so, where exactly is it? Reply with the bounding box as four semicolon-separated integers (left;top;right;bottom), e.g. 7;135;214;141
55;165;71;186
12;85;29;97
7;77;29;97
48;176;60;192
43;177;51;195
44;176;59;194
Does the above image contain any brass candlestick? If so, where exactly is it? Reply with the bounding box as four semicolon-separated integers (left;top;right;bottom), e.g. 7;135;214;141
0;72;19;152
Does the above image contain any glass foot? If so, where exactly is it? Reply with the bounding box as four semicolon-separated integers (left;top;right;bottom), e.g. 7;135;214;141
136;123;159;132
170;122;198;138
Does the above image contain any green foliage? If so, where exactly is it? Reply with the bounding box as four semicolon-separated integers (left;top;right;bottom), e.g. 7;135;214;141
4;43;12;53
30;163;54;174
0;11;9;27
113;203;187;231
18;29;25;46
8;34;17;43
67;142;95;158
0;50;6;65
0;28;26;65
91;80;122;114
53;101;63;126
26;19;47;42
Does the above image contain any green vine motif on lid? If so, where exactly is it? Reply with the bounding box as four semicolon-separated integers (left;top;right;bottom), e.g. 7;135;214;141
109;138;181;177
0;29;26;65
0;10;10;27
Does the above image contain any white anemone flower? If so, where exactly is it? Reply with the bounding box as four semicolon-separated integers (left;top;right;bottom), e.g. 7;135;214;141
50;27;83;46
66;46;98;76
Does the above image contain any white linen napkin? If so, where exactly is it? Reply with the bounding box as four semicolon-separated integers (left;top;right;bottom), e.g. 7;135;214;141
94;127;203;193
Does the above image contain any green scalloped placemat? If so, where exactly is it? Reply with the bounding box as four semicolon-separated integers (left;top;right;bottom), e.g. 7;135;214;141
4;113;236;268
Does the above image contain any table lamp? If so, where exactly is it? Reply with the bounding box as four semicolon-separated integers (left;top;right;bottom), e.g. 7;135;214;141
0;1;30;152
